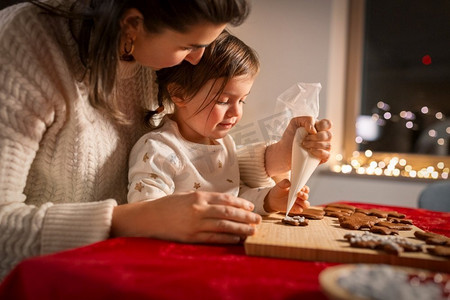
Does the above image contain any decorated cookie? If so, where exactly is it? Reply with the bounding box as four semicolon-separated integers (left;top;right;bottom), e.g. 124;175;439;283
282;215;309;226
343;232;423;255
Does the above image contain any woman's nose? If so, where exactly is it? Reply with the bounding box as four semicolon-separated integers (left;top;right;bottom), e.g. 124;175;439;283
184;48;205;65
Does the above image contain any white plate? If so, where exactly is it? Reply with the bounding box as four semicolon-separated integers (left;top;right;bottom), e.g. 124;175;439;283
319;264;449;300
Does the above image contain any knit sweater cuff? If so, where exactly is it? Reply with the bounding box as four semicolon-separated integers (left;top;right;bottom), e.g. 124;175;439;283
41;199;117;255
237;142;275;188
251;187;272;216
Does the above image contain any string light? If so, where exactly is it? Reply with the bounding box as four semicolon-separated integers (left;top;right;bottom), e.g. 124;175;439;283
331;153;449;180
364;102;448;151
335;102;449;180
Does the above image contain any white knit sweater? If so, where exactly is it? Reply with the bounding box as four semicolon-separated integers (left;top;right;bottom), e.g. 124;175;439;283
0;2;272;280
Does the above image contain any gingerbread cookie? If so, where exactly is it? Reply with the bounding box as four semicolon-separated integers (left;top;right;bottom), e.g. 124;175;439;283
387;211;406;219
324;205;354;218
427;245;450;258
376;221;412;231
291;208;325;220
355;208;406;219
343;232;423;255
325;203;356;211
357;208;389;218
369;225;399;235
339;212;380;230
282;215;308;226
414;230;450;246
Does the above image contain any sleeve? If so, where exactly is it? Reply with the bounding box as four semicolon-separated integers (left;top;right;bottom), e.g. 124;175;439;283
0;6;115;280
236;142;275;188
238;182;272;216
127;137;179;203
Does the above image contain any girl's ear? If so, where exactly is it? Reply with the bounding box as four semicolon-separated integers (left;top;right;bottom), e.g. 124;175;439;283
120;8;144;36
167;83;187;107
171;96;186;108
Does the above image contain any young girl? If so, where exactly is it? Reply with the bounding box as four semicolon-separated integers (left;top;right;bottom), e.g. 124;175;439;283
128;31;310;215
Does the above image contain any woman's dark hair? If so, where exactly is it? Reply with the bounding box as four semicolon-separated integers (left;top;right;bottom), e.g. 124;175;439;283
30;0;251;124
151;30;259;128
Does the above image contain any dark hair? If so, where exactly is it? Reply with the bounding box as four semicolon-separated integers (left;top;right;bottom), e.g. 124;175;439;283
30;0;251;124
150;30;259;127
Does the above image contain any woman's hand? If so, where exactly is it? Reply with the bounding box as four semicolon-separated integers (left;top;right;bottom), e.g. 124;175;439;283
265;117;332;177
263;179;310;213
111;191;262;244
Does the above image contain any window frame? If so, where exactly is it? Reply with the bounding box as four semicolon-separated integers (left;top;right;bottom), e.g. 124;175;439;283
343;0;450;177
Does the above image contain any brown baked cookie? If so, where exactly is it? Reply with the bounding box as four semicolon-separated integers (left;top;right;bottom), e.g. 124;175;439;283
292;208;325;220
370;225;399;235
387;211;406;219
414;230;450;245
367;209;389;218
325;210;353;218
426;237;450;246
376;221;412;231
324;205;355;218
324;206;354;214
355;208;405;219
325;203;356;212
387;217;413;225
339;212;380;230
355;208;371;215
414;230;442;240
427;245;450;258
282;216;309;226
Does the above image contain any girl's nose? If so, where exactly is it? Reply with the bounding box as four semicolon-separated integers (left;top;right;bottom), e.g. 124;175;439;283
184;48;205;65
227;102;242;117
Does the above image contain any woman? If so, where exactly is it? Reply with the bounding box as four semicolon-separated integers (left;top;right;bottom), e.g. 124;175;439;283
0;0;332;280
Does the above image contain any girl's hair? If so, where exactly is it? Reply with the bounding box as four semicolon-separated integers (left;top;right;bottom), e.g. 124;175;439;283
150;30;259;127
30;0;251;124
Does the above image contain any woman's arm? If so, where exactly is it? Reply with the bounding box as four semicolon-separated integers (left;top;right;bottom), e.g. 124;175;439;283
111;191;261;244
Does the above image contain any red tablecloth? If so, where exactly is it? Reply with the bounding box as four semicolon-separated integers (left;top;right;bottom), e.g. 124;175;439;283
1;202;449;300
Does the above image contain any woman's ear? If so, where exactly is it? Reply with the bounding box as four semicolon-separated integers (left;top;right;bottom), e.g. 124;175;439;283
120;8;144;36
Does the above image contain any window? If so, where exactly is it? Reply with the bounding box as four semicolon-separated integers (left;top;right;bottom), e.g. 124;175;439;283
341;0;450;180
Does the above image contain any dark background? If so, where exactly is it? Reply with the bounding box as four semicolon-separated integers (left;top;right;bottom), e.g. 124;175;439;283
359;0;450;156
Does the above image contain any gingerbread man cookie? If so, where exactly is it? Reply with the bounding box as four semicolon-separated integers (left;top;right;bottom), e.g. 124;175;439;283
339;212;380;230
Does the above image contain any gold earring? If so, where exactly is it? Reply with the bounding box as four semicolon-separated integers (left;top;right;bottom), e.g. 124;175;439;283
120;38;135;61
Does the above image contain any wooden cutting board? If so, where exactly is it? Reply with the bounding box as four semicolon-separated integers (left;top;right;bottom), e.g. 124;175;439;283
244;211;450;272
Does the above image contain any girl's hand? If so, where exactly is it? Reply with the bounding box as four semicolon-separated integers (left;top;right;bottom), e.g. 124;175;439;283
111;191;262;244
263;179;310;213
303;119;333;164
265;117;332;177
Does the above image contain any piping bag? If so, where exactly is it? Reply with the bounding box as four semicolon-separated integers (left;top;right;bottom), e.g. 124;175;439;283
277;83;322;216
